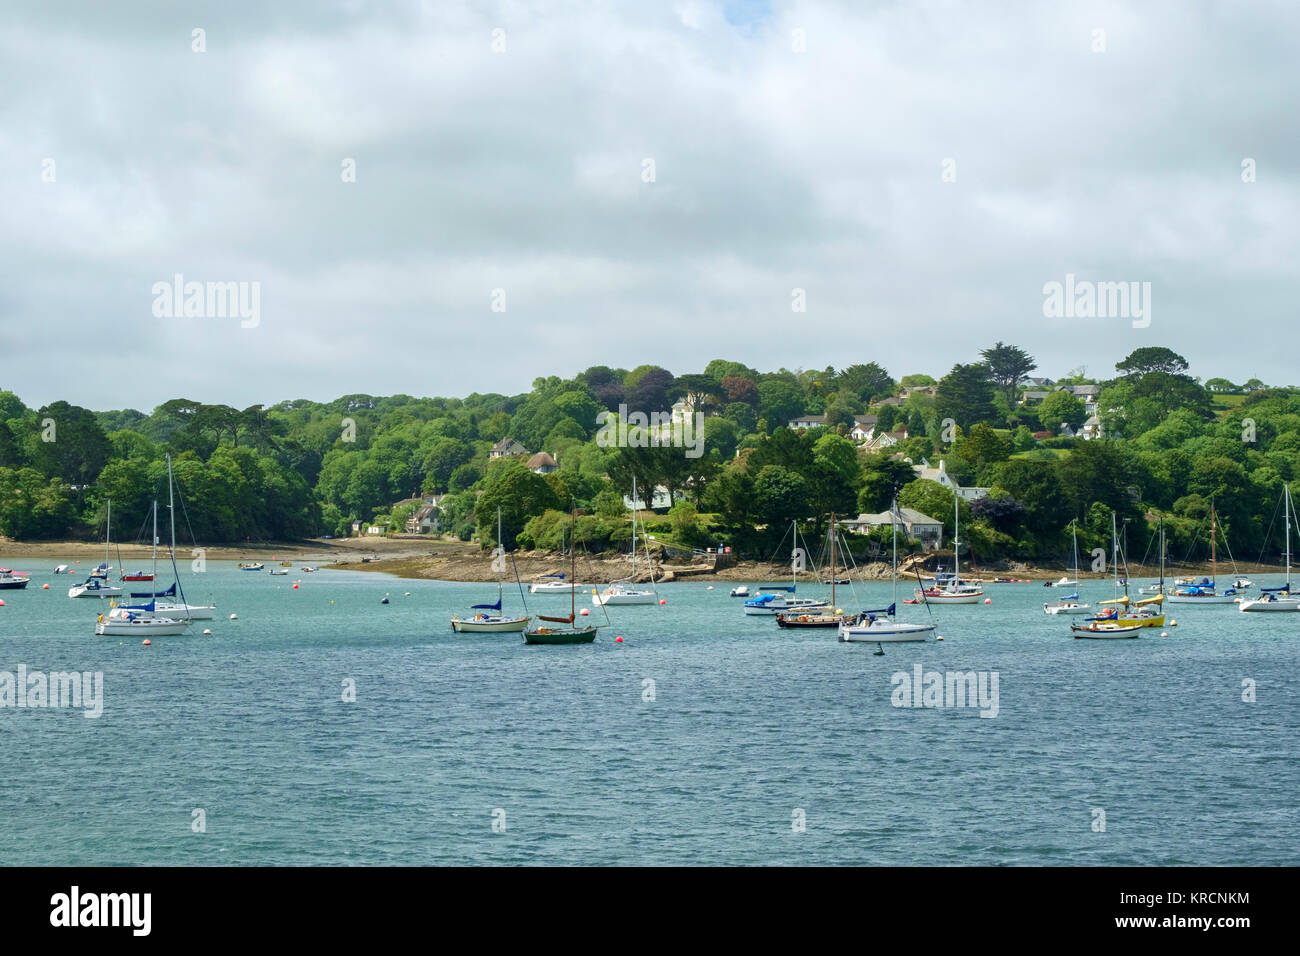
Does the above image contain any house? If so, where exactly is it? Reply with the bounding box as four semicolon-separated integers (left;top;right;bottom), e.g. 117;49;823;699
849;415;878;441
623;484;673;511
527;451;558;475
871;395;905;408
912;458;990;502
350;520;363;536
901;385;938;398
1019;390;1050;405
787;413;826;430
862;427;909;452
842;508;945;550
1079;415;1103;440
1025;376;1055;388
404;495;447;534
1060;384;1101;416
366;525;384;536
490;438;529;459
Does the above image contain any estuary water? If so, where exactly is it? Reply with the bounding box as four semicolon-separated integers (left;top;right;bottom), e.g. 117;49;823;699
1;562;1297;865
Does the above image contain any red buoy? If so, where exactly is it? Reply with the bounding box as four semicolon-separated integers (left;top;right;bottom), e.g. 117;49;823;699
142;639;151;646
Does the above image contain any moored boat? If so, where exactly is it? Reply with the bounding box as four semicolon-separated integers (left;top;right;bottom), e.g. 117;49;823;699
0;569;30;590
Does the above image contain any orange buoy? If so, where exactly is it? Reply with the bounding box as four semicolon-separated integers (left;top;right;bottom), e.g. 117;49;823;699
659;599;666;605
615;636;623;642
42;583;49;589
984;598;992;604
292;583;299;589
579;608;589;616
142;639;151;646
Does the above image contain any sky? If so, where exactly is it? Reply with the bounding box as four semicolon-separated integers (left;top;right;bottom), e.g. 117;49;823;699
2;0;1297;412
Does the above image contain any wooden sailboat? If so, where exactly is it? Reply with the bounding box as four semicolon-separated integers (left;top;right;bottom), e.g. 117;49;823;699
524;510;601;644
777;514;849;628
453;508;531;632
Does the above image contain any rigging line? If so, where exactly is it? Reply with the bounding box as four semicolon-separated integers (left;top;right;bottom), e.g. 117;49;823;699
1256;491;1283;565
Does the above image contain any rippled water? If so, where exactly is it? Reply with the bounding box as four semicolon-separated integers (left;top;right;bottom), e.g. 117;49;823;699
1;562;1296;865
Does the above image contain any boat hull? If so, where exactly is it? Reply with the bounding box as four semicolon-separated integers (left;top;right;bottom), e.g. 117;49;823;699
1044;603;1092;615
593;591;657;606
96;618;192;636
744;600;829;616
68;585;122;599
1071;624;1141;638
0;579;29;590
916;591;983;604
1166;593;1237;605
1239;598;1300;612
838;621;935;642
775;613;845;628
523;627;598;644
451;616;530;633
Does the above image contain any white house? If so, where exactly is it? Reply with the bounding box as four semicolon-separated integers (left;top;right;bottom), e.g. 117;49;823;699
912;458;990;502
849;414;878;441
787;413;827;430
842;508;944;549
490;438;529;459
623;484;673;511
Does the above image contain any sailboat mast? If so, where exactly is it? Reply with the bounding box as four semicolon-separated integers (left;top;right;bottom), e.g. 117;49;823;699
1210;503;1217;580
105;498;112;569
830;514;836;609
891;498;898;613
151;501;158;581
1111;511;1118;588
1287;486;1292;588
953;494;960;580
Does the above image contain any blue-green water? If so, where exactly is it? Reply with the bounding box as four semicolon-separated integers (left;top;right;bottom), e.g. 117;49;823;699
1;562;1297;865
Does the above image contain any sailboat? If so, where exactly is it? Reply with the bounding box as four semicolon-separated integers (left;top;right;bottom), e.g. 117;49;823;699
594;476;659;606
743;520;830;615
453;509;531;633
145;456;217;620
777;514;849;628
1044;520;1091;615
1082;513;1164;629
69;500;123;598
914;494;983;603
95;497;192;637
1240;485;1300;612
839;498;937;642
1168;503;1239;604
524;511;601;644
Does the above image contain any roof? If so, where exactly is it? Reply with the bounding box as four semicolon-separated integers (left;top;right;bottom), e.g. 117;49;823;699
849;508;943;528
527;452;557;469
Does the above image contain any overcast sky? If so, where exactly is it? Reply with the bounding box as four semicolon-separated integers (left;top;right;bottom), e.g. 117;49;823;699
2;0;1297;412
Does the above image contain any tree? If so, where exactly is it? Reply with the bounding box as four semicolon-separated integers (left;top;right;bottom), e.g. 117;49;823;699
752;465;810;527
625;367;675;414
1038;390;1087;432
1115;346;1190;377
31;401;112;485
979;342;1037;407
935;364;998;430
858;456;918;513
837;363;894;403
474;463;561;545
757;380;806;433
953;424;1013;470
720;376;759;407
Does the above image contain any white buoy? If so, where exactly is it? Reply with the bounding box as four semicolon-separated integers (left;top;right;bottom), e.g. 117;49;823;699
229;613;238;620
203;629;212;635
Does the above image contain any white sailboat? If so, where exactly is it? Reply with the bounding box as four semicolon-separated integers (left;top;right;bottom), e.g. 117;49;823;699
452;509;531;632
914;494;983;603
95;497;192;637
743;520;829;615
1044;520;1091;615
594;476;658;606
1167;502;1240;605
69;500;123;598
1240;485;1300;612
839;498;936;642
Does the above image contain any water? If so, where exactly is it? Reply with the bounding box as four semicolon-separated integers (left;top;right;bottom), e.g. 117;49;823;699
1;564;1297;865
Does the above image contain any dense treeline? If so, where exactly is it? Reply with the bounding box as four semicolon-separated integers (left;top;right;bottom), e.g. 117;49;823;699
2;347;1297;569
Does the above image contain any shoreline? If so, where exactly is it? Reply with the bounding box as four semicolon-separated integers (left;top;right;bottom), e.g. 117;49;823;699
3;536;1284;584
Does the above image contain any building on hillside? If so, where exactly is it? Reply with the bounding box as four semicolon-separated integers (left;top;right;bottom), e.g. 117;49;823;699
841;508;944;549
490;438;530;459
849;414;878;441
912;458;990;502
862;427;909;452
787;413;826;430
623;484;673;511
1079;415;1103;440
404;495;447;534
527;451;558;475
1025;376;1055;388
1019;390;1050;405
